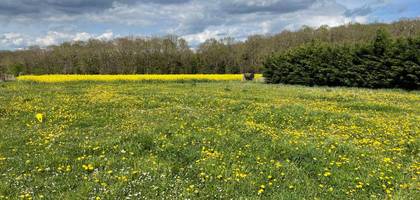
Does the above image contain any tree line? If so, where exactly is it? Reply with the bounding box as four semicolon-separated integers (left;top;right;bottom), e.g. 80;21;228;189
0;19;419;75
263;29;420;90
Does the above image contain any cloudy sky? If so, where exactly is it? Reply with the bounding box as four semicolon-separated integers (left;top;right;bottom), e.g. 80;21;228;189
0;0;418;49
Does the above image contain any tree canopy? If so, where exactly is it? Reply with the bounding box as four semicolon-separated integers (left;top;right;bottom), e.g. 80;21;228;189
1;19;419;75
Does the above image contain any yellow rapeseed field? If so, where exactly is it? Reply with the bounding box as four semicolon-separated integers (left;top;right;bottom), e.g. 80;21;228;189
17;74;263;82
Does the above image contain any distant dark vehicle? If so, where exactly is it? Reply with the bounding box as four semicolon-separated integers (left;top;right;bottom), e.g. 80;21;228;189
243;73;255;81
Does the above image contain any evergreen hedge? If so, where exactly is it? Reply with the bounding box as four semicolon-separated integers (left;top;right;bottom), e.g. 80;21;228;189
263;29;420;90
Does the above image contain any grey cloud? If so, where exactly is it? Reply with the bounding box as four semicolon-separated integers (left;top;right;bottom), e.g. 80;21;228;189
175;0;319;35
344;6;373;17
0;0;316;18
0;1;40;15
0;0;116;16
221;0;317;14
0;0;191;17
170;0;311;35
149;0;190;4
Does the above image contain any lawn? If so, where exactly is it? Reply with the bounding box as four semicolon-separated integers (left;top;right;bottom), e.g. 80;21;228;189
0;79;419;199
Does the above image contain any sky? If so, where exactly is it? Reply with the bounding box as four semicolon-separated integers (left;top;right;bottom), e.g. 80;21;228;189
0;0;419;50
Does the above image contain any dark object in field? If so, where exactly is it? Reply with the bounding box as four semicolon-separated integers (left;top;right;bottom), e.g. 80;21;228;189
0;74;15;82
243;73;255;81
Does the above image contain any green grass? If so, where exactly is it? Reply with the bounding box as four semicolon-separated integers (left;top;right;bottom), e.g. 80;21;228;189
0;81;419;199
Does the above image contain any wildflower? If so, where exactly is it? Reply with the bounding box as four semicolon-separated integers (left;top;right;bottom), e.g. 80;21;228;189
82;164;94;172
258;185;266;195
36;113;43;123
257;188;264;195
383;158;392;163
323;171;331;177
117;176;128;182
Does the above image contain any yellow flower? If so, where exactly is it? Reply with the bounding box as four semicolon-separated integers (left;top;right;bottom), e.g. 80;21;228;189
323;171;332;177
257;185;266;195
82;164;94;172
257;188;264;195
17;74;263;82
36;113;43;123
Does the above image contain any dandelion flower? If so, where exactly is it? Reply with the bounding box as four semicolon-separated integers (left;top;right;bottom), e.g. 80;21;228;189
82;164;94;172
257;188;264;195
36;113;43;123
258;185;266;195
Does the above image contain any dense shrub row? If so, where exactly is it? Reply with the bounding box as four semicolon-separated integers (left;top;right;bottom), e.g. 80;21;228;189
263;29;420;90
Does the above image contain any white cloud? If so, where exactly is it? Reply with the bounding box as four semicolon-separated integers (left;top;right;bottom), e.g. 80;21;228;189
96;31;114;40
0;33;27;46
0;31;116;49
73;32;94;41
183;29;224;44
35;31;73;46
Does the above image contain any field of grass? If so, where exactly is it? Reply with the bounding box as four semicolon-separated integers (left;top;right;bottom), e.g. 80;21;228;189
0;77;419;199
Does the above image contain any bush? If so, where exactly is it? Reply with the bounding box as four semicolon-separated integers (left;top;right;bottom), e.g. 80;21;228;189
263;29;420;90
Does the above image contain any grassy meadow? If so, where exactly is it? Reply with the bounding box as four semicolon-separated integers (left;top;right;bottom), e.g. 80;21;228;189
0;76;419;199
